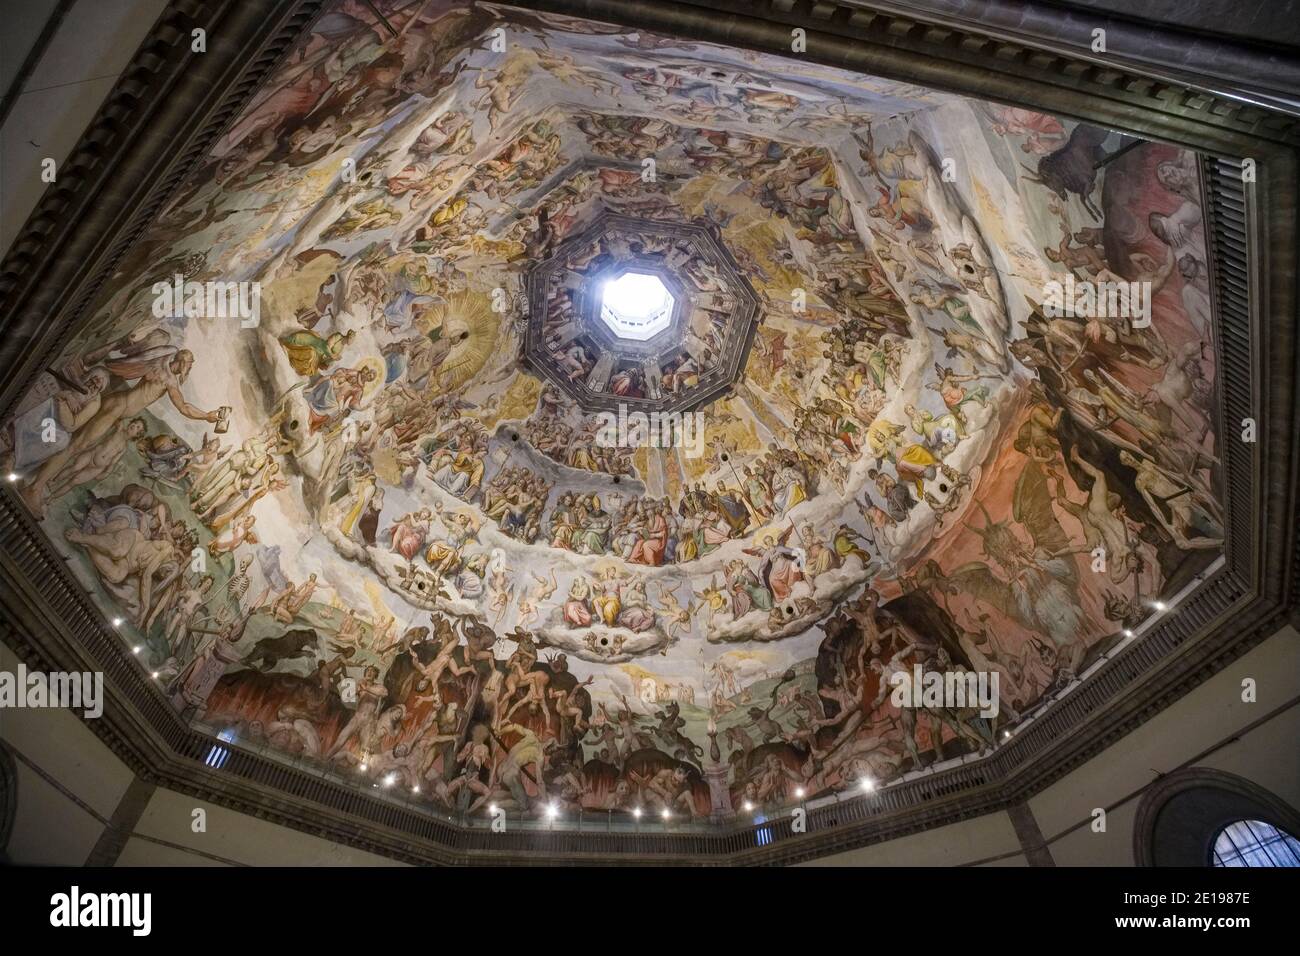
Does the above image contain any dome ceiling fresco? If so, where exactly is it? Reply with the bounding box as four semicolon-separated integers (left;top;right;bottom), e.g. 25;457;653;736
2;0;1223;821
524;212;761;413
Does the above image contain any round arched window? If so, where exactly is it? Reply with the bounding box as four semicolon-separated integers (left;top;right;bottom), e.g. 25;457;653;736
1211;819;1300;867
1134;769;1300;866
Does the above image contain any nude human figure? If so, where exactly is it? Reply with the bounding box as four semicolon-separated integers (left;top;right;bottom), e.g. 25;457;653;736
811;664;866;761
445;724;493;810
193;428;288;520
494;721;547;811
1120;449;1222;550
548;677;594;736
45;417;148;505
63;522;181;627
24;349;219;517
163;574;215;656
327;666;389;759
270;574;318;624
262;707;323;757
585;721;624;766
629;766;697;817
1044;218;1107;275
846;588;883;680
412;624;475;692
334;608;362;646
753;754;802;805
473;62;526;136
516;568;557;628
503;662;552;724
613;695;655;760
870;645;925;769
1145;339;1212;442
1067;446;1136;585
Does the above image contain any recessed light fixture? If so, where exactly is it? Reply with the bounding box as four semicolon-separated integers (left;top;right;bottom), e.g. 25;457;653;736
860;778;875;793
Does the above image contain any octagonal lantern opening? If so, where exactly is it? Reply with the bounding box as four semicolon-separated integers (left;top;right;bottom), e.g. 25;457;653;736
599;271;675;341
524;213;762;414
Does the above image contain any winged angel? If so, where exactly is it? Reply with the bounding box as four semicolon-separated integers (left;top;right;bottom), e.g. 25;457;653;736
948;461;1090;680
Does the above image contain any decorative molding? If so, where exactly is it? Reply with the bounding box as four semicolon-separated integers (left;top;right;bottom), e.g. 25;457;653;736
835;0;1300;114
0;0;1295;865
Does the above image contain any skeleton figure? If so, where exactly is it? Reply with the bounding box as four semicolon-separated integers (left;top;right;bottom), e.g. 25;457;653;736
226;555;254;601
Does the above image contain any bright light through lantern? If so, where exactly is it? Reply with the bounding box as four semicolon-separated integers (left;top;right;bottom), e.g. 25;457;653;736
599;272;674;341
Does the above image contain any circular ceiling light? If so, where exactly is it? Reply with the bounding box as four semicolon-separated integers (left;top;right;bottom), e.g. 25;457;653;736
599;271;674;341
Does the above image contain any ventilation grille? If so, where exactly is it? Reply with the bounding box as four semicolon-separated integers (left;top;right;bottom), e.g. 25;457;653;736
1203;157;1257;580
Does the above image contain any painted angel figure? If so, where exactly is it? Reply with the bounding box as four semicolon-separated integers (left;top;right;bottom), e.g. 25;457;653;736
653;583;696;641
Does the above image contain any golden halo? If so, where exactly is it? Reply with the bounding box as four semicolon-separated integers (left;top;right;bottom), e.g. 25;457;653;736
359;356;385;396
453;509;481;533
